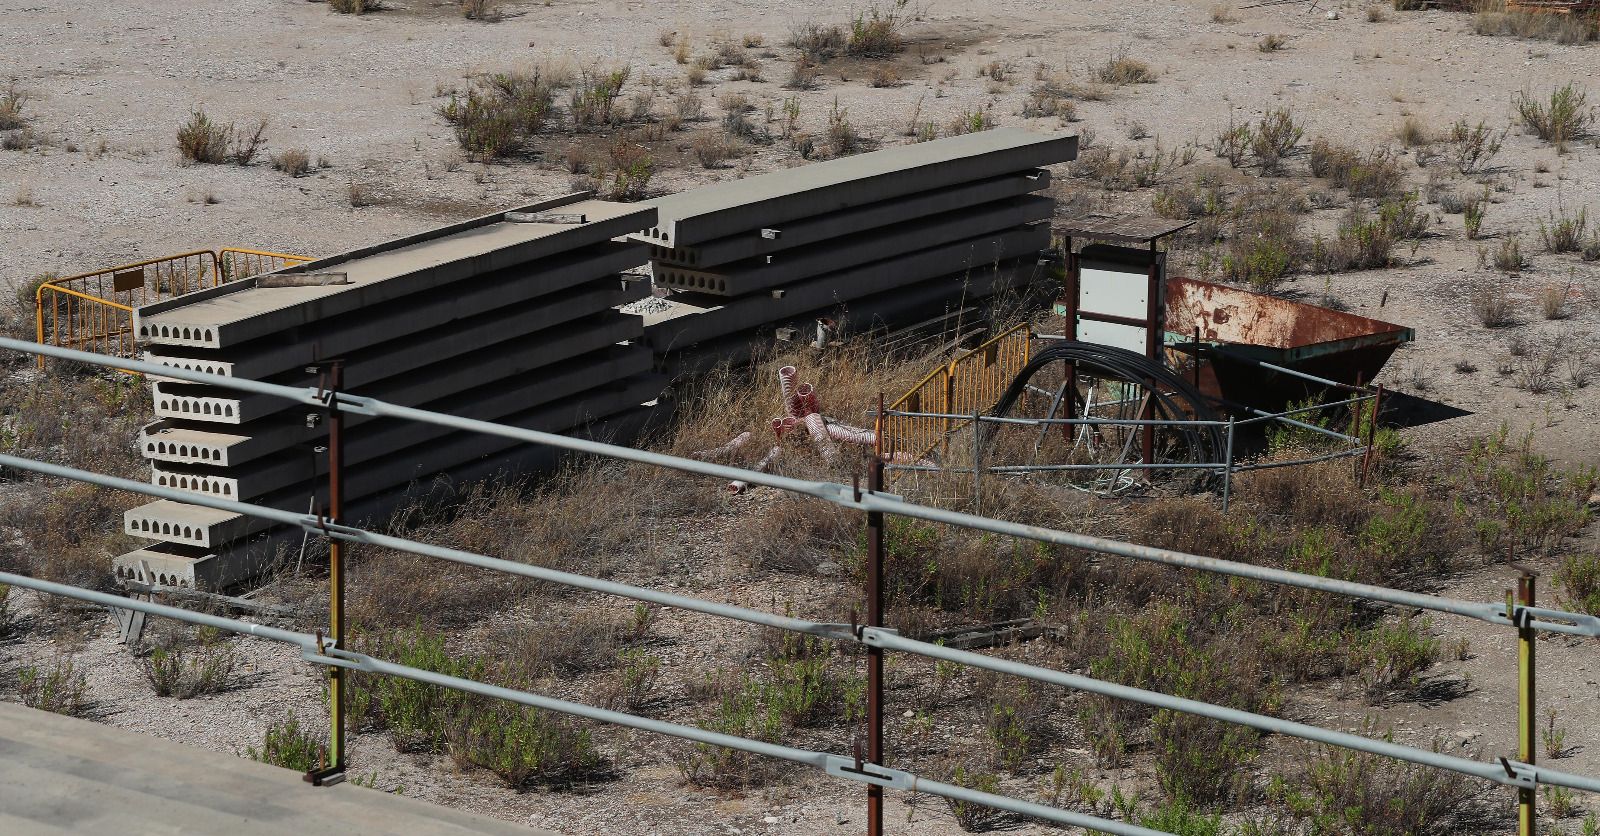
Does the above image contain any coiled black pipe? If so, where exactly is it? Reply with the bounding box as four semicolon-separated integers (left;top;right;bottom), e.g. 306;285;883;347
980;340;1225;490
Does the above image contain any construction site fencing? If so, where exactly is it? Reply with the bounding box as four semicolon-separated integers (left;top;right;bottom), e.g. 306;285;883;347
1;335;1597;836
881;385;1384;511
33;248;310;367
882;321;1032;460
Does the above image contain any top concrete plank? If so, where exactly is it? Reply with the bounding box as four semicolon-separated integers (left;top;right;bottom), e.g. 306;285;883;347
640;128;1076;246
0;702;548;836
135;196;654;348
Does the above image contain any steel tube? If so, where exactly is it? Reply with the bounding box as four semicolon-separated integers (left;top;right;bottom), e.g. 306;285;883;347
2;338;1598;642
0;568;1164;836
864;628;1600;796
865;457;885;836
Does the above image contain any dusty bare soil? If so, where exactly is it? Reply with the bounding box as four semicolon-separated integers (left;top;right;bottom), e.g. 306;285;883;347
4;0;1600;834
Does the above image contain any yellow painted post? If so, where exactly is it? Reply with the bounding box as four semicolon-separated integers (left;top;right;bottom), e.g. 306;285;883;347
1516;574;1536;836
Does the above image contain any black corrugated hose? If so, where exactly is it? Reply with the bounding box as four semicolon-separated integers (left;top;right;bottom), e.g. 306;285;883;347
980;340;1225;489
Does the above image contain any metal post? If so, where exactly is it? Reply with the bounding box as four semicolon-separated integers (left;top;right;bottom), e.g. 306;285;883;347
971;408;982;514
1140;243;1161;466
1516;572;1537;836
1360;384;1384;488
865;456;886;836
318;362;347;782
1221;416;1235;513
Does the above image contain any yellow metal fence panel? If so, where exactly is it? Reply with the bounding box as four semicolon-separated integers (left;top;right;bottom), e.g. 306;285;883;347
34;247;309;367
884;322;1033;462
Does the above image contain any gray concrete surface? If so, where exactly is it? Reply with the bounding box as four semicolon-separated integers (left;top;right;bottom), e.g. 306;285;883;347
0;701;549;835
641;128;1075;245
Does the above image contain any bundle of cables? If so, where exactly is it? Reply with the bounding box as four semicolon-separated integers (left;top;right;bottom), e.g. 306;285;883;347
980;340;1225;492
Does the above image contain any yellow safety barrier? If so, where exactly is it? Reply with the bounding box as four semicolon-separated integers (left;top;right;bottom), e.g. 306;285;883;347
34;247;311;369
882;322;1033;461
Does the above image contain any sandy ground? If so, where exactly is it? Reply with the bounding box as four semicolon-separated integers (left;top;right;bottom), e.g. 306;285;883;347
4;0;1600;833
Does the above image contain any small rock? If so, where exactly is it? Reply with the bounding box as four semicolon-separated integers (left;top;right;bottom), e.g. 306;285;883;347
815;561;842;577
903;709;915;718
1326;9;1340;19
763;817;779;825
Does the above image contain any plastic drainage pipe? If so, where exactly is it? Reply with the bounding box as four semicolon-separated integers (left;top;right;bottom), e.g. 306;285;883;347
692;431;752;460
805;412;839;464
779;366;799;417
728;445;784;493
826;422;877;446
794;382;816;417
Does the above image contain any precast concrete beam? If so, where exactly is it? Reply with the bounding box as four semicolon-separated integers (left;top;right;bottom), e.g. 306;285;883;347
144;281;637;381
653;195;1054;295
116;406;659;590
123;373;664;555
658;258;1040;379
641;128;1076;246
645;222;1050;351
137;233;650;348
641;170;1050;269
137;419;251;464
151;346;658;501
150;311;644;426
139;338;655;470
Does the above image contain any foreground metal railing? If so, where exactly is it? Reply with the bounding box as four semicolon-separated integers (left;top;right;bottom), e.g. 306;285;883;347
2;336;1597;836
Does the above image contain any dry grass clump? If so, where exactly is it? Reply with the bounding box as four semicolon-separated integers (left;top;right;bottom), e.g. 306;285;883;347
459;0;498;20
269;147;312;176
1396;115;1429;147
1538;281;1571;319
1094;46;1156;85
846;3;906;58
788;21;846;62
1446;118;1504;174
1473;0;1597;43
176;110;267;165
1212;186;1306;291
1471;277;1515;326
328;0;383;13
1539;204;1588;253
1308;138;1405;199
437;70;556;161
1211;4;1240;23
726;498;855;573
691;130;738;168
1258;33;1288;52
1313;195;1427;272
0;79;27;131
1515;83;1595;151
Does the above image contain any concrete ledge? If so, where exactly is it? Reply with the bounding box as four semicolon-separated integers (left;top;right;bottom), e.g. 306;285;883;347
0;701;548;835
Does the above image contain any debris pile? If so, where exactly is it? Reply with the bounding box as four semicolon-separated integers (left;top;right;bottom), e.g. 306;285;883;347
695;365;927;493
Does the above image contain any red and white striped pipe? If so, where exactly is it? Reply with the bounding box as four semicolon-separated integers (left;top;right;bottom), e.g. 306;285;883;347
778;366;798;417
804;412;839;464
691;430;753;460
727;444;783;493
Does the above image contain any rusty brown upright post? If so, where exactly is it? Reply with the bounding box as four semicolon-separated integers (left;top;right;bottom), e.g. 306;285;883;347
865;454;885;836
326;362;347;776
1360;384;1384;488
